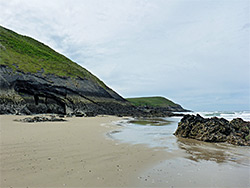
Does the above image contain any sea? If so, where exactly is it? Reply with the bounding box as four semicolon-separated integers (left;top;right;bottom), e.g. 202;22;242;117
109;111;250;150
108;111;250;187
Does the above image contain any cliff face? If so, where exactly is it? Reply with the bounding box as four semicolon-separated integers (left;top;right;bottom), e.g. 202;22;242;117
0;26;189;116
0;26;132;115
0;65;133;115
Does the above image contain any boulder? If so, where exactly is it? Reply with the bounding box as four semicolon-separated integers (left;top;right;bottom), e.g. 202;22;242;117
174;114;250;146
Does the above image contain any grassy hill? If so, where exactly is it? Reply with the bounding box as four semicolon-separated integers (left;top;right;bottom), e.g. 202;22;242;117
0;25;106;88
126;96;179;108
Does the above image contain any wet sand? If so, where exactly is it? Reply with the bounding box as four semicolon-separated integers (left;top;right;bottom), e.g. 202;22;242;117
111;117;250;188
138;138;250;187
1;115;249;188
0;115;168;187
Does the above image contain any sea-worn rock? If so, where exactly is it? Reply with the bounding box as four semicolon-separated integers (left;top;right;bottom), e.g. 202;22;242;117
174;114;250;146
16;115;66;123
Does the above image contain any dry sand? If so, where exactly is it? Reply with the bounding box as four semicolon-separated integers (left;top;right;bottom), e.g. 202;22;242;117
1;115;249;188
0;115;168;188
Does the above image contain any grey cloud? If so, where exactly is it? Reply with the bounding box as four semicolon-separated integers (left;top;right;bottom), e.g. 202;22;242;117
0;0;249;111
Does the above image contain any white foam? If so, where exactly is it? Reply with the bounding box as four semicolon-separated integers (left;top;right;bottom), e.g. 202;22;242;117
197;111;250;121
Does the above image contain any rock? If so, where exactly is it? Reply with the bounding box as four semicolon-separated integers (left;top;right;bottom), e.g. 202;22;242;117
0;65;134;116
75;112;85;117
84;111;97;117
174;114;250;146
16;116;66;123
1;26;191;117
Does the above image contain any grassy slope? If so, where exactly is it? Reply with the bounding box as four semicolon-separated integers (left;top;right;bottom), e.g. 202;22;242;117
126;96;179;108
0;26;106;88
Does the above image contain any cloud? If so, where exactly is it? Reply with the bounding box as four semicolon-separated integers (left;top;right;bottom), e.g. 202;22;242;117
0;0;249;111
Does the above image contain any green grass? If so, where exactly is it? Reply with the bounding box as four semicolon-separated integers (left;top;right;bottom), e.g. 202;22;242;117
0;25;106;88
126;96;178;107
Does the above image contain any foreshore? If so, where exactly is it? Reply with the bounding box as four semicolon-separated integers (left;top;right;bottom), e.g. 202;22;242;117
1;115;249;188
0;115;168;187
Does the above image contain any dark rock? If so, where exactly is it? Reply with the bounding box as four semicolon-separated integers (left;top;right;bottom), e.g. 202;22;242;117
0;66;132;116
85;111;96;117
75;112;85;117
168;113;186;117
16;116;66;123
0;65;188;117
174;114;250;146
0;26;189;117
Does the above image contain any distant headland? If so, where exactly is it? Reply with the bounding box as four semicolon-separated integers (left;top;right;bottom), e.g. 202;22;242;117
0;26;189;116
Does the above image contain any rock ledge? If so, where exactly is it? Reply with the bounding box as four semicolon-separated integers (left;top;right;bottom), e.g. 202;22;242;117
174;114;250;146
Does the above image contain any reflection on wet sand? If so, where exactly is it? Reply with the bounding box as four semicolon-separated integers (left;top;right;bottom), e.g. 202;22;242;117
128;118;172;126
176;137;250;166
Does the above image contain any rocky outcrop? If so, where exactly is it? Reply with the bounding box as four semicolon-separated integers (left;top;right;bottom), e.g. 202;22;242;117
0;26;189;117
0;66;134;116
0;66;185;117
174;114;250;146
0;25;137;116
136;106;188;117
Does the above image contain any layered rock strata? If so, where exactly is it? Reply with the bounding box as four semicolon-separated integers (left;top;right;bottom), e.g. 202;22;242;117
0;66;132;115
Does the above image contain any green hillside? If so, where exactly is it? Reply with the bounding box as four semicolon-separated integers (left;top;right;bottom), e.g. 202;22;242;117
0;25;106;88
126;96;179;108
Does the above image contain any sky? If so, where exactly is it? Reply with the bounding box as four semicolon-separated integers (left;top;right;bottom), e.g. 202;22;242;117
0;0;249;111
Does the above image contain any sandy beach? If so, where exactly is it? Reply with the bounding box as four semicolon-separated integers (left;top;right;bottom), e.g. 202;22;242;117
1;115;249;188
0;115;168;188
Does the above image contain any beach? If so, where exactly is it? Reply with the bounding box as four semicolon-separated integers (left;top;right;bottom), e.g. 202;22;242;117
1;114;249;188
0;115;168;188
111;114;250;188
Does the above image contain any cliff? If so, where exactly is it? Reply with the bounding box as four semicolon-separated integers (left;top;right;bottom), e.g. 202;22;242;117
0;26;189;116
0;26;132;115
126;96;189;112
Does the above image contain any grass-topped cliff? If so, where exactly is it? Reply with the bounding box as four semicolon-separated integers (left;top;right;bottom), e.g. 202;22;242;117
126;96;189;112
0;26;131;115
0;25;106;88
0;25;188;115
126;96;180;108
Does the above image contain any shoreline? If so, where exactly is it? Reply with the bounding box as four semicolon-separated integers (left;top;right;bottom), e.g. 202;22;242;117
0;115;169;187
1;114;249;188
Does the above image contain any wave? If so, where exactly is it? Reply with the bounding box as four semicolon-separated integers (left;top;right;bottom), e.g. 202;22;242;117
191;111;250;121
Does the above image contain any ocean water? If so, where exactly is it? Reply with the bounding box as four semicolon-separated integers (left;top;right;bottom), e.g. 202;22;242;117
108;111;250;165
108;111;250;187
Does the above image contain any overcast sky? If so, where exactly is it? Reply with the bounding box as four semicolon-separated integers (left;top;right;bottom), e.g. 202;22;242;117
1;0;249;111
